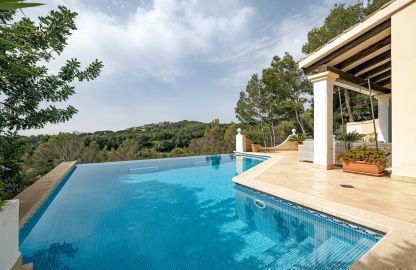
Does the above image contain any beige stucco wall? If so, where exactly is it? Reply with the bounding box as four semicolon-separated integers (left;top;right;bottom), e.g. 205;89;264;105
391;1;416;179
346;119;379;135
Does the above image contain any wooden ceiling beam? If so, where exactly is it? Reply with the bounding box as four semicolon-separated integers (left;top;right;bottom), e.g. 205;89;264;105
347;50;390;75
303;19;391;73
377;77;391;86
370;70;391;83
318;65;390;94
335;36;390;70
360;61;391;79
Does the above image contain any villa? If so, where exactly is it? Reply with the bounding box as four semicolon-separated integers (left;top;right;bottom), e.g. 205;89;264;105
1;0;416;270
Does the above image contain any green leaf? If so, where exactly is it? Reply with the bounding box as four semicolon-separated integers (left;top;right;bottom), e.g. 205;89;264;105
0;0;44;10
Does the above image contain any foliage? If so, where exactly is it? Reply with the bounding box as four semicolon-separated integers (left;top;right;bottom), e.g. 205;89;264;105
31;133;83;175
0;134;27;199
187;119;231;155
0;0;43;10
235;52;311;147
339;146;388;167
262;53;312;134
223;122;237;152
0;6;103;133
336;131;365;143
302;0;390;54
0;5;102;198
245;126;262;144
288;134;308;144
107;138;139;162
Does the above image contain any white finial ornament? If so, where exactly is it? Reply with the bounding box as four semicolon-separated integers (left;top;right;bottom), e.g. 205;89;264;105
237;128;242;135
292;129;296;135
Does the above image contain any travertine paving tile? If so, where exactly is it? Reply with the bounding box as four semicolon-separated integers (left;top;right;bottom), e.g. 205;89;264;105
234;151;416;270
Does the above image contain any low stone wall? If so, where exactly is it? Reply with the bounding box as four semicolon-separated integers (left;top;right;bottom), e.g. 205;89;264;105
14;161;77;227
0;200;20;270
298;140;392;167
260;136;298;152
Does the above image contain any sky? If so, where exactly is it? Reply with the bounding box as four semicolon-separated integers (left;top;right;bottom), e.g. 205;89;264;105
22;0;355;135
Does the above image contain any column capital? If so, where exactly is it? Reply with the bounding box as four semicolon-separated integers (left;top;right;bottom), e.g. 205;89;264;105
374;93;391;100
308;71;339;83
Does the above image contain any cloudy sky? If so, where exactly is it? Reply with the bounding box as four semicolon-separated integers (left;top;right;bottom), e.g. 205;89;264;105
23;0;354;135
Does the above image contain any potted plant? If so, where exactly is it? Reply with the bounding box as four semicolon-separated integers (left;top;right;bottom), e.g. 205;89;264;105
288;133;308;144
336;131;365;150
339;146;388;176
247;132;262;152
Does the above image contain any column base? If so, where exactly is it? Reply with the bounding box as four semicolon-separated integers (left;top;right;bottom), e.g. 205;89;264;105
313;163;335;170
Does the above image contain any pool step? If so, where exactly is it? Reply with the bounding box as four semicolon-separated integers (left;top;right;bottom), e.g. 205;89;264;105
247;236;373;270
290;236;354;269
322;238;376;269
21;263;33;270
244;237;315;270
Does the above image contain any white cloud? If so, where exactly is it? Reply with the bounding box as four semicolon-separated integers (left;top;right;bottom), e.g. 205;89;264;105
210;0;345;89
37;0;256;82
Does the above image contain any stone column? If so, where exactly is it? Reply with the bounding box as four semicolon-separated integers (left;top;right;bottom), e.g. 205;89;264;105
375;94;391;143
308;71;339;170
235;128;246;153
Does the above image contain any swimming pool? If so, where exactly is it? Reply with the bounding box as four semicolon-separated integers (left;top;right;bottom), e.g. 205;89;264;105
20;154;382;270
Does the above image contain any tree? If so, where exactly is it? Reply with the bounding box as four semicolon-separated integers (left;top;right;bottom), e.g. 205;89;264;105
302;1;390;55
107;138;139;161
0;6;103;133
0;135;27;198
0;6;102;198
31;133;84;175
79;141;100;163
188;119;226;155
236;53;312;145
262;53;312;134
223;122;237;152
235;74;276;146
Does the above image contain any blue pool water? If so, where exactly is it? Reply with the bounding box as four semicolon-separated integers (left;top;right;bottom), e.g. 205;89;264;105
20;154;382;270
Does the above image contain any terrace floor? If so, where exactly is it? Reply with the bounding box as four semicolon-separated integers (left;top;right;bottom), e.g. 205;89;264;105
233;151;416;270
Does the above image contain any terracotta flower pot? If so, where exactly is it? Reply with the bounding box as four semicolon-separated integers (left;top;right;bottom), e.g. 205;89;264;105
341;160;384;177
251;144;260;152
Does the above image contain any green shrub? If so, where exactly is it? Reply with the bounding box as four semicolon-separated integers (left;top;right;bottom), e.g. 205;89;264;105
288;134;308;144
336;131;365;142
246;130;262;144
339;146;388;167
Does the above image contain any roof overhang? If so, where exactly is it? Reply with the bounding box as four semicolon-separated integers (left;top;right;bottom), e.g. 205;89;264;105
299;0;416;95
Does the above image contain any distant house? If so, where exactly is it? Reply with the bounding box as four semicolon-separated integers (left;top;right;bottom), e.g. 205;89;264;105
298;0;416;181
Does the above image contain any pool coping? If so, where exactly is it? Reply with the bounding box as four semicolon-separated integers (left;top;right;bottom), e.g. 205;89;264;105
14;161;77;228
233;152;416;270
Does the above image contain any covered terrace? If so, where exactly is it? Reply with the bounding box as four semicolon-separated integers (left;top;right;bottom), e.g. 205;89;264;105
298;0;416;181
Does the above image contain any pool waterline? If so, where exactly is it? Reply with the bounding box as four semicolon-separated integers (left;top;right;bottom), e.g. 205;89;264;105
20;154;383;270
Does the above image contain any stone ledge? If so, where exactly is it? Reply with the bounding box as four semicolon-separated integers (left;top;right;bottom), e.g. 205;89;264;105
14;161;77;228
